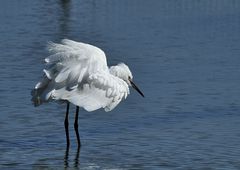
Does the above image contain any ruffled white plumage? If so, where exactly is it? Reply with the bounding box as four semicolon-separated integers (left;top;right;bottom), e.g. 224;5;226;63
32;39;130;111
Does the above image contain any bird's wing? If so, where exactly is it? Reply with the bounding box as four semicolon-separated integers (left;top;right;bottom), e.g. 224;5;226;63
45;39;108;86
51;71;130;112
32;39;109;105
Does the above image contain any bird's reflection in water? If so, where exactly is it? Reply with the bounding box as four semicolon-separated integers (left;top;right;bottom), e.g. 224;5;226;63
74;147;80;168
64;146;81;169
58;0;71;38
64;147;69;168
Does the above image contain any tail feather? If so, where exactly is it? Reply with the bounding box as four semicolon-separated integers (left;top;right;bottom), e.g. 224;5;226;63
31;77;51;107
31;89;43;107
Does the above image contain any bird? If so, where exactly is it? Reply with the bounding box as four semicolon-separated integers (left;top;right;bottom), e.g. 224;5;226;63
31;39;144;148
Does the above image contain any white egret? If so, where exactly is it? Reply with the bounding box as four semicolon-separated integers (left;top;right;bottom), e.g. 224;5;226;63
31;39;144;148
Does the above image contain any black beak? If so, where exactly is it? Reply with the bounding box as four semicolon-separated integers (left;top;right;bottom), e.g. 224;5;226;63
130;80;144;97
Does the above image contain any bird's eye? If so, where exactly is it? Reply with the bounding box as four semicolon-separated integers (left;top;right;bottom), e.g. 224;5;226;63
128;76;131;80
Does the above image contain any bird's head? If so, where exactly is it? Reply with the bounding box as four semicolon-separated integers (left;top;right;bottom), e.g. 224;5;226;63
110;63;144;97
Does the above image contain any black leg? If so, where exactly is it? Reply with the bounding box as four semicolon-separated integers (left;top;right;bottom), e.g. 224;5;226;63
74;106;81;148
65;102;70;148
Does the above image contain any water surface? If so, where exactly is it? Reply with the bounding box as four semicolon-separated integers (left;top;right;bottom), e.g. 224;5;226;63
0;0;240;169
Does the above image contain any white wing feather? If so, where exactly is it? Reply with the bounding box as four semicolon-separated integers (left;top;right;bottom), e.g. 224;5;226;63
45;39;108;83
32;39;108;105
50;72;129;112
32;39;129;111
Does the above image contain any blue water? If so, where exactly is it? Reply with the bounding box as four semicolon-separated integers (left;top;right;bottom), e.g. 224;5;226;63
1;0;240;169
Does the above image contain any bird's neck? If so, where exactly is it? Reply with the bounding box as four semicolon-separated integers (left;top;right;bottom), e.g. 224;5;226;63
109;63;129;83
109;65;121;78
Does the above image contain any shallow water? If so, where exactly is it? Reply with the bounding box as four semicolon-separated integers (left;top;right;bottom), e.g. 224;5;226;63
1;0;240;169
